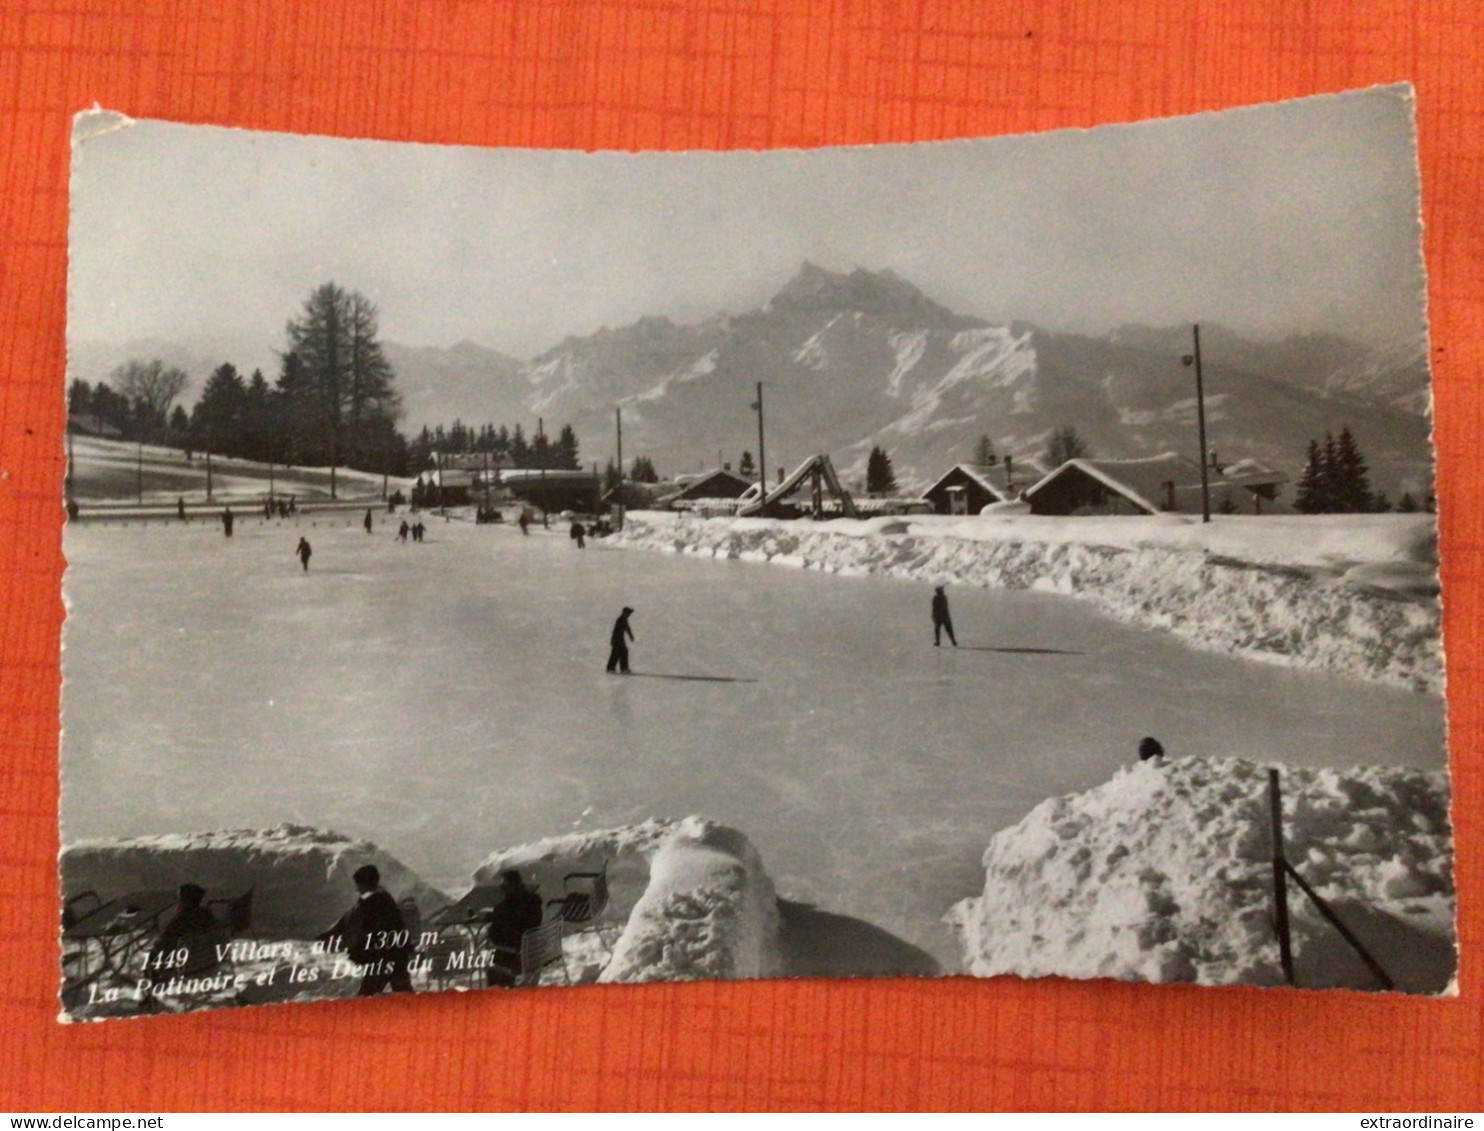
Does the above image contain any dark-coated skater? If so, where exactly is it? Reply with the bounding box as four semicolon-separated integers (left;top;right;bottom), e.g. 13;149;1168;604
571;520;586;549
398;520;409;543
932;585;957;647
177;497;187;522
363;508;373;534
296;536;312;571
518;510;531;536
222;506;235;538
606;606;635;673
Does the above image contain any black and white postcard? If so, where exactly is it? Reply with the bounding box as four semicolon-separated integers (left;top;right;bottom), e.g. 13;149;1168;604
60;85;1453;1019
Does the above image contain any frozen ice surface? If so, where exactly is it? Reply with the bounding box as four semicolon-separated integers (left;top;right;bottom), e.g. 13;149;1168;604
61;514;1446;971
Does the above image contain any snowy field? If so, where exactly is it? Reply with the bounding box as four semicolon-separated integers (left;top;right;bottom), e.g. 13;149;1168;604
62;512;1447;972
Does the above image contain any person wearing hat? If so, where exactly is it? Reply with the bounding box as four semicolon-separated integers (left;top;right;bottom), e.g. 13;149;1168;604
931;585;957;647
607;606;635;673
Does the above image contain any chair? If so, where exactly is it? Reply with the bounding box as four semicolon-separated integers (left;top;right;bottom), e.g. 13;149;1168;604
492;920;569;987
547;864;610;929
546;863;619;955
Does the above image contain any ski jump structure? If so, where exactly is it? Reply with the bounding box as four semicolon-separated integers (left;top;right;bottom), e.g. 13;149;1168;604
735;453;859;520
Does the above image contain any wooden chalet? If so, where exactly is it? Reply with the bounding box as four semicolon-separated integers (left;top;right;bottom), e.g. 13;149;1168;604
922;459;1041;515
1022;453;1288;516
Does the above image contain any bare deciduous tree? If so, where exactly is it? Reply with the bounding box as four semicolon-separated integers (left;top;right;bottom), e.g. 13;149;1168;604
108;359;191;420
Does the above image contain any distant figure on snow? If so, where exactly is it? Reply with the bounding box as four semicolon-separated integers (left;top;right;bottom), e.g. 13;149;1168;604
931;585;957;647
518;510;531;536
363;508;373;534
607;606;635;674
483;869;545;987
398;520;409;543
1138;736;1165;763
221;506;234;538
571;520;586;549
296;537;312;571
177;497;187;522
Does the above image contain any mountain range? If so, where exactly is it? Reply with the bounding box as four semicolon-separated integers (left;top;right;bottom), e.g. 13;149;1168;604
74;263;1435;498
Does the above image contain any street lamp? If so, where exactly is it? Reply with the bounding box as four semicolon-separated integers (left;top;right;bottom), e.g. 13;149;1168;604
1181;323;1211;524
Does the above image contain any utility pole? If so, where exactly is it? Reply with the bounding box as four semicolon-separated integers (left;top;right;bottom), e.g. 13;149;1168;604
751;382;768;517
206;450;213;501
615;407;624;531
538;417;548;528
1182;323;1211;523
136;438;144;505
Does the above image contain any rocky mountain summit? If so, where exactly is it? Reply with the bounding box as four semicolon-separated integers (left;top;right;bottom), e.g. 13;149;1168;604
390;264;1432;498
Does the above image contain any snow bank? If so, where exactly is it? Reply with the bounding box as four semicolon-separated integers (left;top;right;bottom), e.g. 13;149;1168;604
946;757;1455;993
613;512;1442;692
471;816;781;984
60;824;450;938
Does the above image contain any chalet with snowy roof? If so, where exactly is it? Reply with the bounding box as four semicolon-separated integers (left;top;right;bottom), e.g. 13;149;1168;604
1022;453;1288;516
922;458;1041;515
654;468;757;513
499;468;602;514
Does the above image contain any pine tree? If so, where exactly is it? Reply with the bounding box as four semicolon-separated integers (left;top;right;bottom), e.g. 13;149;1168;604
191;363;247;455
866;446;898;494
738;450;756;476
556;424;581;470
973;433;997;466
1294;439;1325;514
1333;426;1374;513
631;456;658;483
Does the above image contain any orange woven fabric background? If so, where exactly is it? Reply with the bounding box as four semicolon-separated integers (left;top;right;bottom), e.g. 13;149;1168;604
2;0;1481;1112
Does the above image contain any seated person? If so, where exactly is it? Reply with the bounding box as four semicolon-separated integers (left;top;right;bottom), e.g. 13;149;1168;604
158;883;217;943
147;883;218;973
484;869;544;987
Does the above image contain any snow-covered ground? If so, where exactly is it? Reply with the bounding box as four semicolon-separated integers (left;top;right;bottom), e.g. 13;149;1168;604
947;756;1455;994
61;508;1448;989
613;511;1443;691
67;434;405;506
59;816;778;1017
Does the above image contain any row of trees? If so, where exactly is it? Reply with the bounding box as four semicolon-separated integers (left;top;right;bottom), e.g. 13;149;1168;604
406;419;583;471
71;284;409;487
1292;427;1419;514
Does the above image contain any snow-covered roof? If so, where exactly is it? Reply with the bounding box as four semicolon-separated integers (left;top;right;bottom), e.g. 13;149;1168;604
1024;453;1290;515
1218;458;1288;490
498;468;597;483
922;462;1038;502
663;468;755;502
1023;453;1203;514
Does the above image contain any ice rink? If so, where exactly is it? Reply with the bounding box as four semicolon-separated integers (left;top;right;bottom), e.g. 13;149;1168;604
61;513;1447;970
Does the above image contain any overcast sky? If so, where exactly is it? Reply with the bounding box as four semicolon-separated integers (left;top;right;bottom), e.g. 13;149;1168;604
70;85;1425;376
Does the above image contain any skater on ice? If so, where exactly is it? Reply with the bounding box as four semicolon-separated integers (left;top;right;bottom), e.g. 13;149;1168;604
482;869;544;987
571;520;586;549
177;497;186;522
221;506;234;538
607;606;635;674
296;537;312;571
932;585;957;647
398;520;409;543
363;509;374;534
